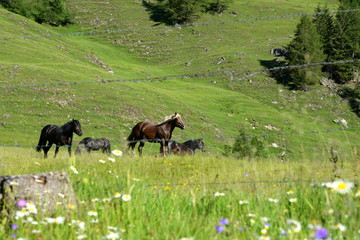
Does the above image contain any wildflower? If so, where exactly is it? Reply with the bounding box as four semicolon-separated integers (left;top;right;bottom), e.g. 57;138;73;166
10;181;18;186
46;217;55;224
68;204;75;209
215;225;226;233
102;198;111;202
333;223;346;232
133;178;140;181
32;229;41;234
259;235;271;240
244;173;249;177
16;199;27;208
214;192;225;197
268;198;279;203
219;218;229;225
98;159;106;164
355;189;360;197
15;209;28;219
108;226;119;231
91;198;99;202
180;238;194;240
239;200;249;205
90;219;99;223
286;219;301;233
289;198;297;203
122;194;131;202
260;217;270;223
88;211;98;217
70;166;79;174
26;202;37;214
114;192;122;198
314;228;328;239
108;158;116;162
105;231;120;239
264;223;270;230
77;234;87;239
247;213;256;217
112;150;123;157
11;224;19;229
327;180;354;194
261;229;267;235
286;190;295;195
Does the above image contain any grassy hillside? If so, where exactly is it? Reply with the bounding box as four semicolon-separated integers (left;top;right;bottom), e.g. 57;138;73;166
0;0;359;160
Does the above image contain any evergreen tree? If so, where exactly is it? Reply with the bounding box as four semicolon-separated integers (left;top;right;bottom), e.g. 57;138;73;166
313;5;336;58
286;16;326;89
328;0;360;83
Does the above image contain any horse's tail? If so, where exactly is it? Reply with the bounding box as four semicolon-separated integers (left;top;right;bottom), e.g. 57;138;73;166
36;125;50;152
127;130;135;146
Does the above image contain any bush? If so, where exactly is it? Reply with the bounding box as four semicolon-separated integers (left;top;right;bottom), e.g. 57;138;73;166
203;0;233;14
0;0;73;26
224;128;267;159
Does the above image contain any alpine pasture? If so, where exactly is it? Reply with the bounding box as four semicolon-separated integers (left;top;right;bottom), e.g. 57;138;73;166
0;0;359;239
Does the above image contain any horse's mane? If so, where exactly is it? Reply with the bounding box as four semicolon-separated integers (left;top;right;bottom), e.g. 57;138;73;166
160;113;181;124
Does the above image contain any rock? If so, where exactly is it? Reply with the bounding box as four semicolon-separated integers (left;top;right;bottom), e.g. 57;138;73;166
0;171;76;216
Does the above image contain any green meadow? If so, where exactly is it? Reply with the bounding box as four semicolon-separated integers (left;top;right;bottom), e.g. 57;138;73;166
0;0;359;239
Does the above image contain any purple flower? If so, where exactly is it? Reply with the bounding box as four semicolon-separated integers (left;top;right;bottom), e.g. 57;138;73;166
11;224;19;230
215;225;226;233
219;218;229;225
16;199;27;208
244;173;249;177
315;228;328;239
11;233;16;238
238;227;244;231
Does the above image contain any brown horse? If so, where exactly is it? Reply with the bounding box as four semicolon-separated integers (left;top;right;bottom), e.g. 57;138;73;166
127;113;185;156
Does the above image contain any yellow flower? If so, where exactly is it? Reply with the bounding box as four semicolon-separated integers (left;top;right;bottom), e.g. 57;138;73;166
114;192;121;198
355;189;360;197
68;204;75;209
287;190;295;195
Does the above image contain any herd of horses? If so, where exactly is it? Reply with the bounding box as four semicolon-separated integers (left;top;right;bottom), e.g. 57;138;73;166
35;113;205;158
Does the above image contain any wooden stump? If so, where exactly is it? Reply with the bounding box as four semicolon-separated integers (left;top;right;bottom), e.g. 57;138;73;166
0;171;76;216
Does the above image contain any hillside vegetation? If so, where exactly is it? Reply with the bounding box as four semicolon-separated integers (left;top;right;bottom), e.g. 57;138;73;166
0;0;359;160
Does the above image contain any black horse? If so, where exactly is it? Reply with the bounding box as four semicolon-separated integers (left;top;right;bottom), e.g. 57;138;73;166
75;137;111;155
168;138;205;155
127;112;185;156
36;119;83;158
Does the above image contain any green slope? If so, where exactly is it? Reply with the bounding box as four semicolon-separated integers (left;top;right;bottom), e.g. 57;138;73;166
0;1;359;160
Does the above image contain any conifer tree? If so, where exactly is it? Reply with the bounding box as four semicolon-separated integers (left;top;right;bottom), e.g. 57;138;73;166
329;0;360;83
286;16;325;89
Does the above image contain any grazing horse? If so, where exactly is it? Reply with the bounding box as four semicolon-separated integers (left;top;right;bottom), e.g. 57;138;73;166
127;112;185;156
168;138;205;155
75;137;111;155
36;119;83;158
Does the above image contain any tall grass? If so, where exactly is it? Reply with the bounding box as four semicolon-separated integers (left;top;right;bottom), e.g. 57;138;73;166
0;147;359;239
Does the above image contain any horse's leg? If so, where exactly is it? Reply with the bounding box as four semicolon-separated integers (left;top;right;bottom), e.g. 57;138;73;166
138;141;145;156
43;142;52;158
54;145;60;158
160;140;166;157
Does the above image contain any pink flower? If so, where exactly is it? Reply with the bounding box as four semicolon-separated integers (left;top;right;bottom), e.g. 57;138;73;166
16;199;27;207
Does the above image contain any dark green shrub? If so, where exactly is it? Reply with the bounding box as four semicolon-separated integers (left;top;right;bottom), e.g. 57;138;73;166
0;0;73;26
224;128;267;159
203;0;233;14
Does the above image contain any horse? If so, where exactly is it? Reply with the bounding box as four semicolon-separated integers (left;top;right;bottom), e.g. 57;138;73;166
127;112;185;156
36;119;83;158
75;137;111;155
168;138;205;155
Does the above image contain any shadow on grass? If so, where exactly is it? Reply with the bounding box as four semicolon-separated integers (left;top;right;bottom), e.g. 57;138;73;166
258;59;296;90
142;0;173;26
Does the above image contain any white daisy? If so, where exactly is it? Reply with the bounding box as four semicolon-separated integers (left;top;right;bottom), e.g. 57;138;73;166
112;150;123;157
122;194;131;202
331;180;354;194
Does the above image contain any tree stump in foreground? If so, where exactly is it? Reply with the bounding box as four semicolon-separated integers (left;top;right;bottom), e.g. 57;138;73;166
0;171;76;216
